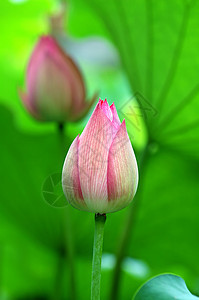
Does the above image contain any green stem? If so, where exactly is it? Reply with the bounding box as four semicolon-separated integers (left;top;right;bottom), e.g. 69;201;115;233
91;213;106;300
53;123;76;300
110;146;149;300
51;249;65;300
62;206;76;300
58;122;65;159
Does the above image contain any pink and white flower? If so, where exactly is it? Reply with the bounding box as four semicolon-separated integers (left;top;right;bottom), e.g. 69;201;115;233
20;36;96;122
62;99;138;213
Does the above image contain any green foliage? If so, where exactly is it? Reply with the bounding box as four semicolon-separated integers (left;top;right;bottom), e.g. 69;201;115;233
83;0;199;158
134;274;199;300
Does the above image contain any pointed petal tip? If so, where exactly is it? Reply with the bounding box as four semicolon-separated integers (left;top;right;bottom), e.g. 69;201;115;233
122;118;126;126
98;98;109;106
75;134;80;141
40;35;55;45
110;102;115;108
110;102;121;128
100;98;113;120
120;119;128;134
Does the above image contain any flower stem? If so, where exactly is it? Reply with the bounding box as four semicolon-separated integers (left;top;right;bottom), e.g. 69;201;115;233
62;206;76;300
51;248;65;300
91;213;106;300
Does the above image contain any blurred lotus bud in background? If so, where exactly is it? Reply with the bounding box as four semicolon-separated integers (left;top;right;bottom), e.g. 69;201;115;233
20;35;96;122
62;99;138;213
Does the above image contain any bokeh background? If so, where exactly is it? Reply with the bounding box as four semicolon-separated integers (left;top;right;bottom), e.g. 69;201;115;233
1;0;199;299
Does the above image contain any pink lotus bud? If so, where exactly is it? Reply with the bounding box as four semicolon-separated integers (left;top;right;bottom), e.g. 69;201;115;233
62;99;138;213
20;36;96;122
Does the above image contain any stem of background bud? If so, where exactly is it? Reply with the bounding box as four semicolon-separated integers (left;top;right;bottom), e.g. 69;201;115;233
91;213;106;300
109;145;149;300
55;123;76;300
52;247;65;300
62;207;76;300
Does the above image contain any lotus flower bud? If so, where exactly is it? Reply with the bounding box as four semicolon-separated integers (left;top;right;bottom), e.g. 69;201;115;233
20;36;96;122
62;99;138;213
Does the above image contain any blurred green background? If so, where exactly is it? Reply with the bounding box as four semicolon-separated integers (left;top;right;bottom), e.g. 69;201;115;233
1;0;199;299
